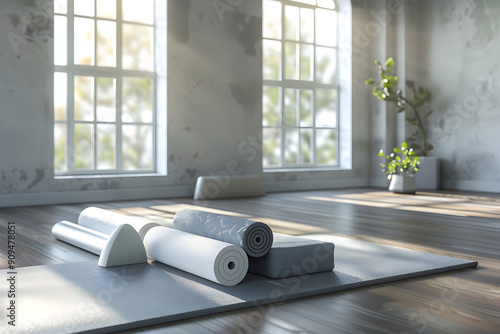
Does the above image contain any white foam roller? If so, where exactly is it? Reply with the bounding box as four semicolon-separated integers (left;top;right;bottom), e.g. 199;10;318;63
52;221;108;255
144;226;248;286
78;207;160;240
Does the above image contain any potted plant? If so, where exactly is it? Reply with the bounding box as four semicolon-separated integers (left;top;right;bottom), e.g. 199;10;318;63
379;141;420;194
365;57;433;156
366;57;440;189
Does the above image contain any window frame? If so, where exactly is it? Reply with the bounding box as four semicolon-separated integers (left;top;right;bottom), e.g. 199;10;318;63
262;0;340;170
53;0;166;177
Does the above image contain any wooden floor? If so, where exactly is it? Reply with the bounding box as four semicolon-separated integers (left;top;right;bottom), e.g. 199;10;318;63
1;188;499;333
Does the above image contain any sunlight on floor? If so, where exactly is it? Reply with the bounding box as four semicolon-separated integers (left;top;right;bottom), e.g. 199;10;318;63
305;191;500;218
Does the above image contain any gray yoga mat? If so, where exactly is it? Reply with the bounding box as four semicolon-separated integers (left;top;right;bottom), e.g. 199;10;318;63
248;233;335;279
173;209;273;257
0;235;477;334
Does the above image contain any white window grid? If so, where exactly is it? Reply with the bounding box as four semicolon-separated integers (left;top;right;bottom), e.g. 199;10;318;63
54;0;157;176
263;0;339;169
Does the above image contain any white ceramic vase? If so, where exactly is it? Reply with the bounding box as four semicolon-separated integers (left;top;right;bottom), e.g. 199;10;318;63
388;174;417;194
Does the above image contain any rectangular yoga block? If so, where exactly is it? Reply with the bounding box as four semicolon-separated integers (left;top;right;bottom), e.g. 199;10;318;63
248;233;335;279
193;174;265;200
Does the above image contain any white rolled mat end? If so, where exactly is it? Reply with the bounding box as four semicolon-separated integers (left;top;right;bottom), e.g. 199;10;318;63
78;207;160;240
144;226;248;286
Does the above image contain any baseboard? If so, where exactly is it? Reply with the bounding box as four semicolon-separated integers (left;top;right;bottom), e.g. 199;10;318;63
264;177;368;193
0;185;194;208
369;177;390;189
442;180;500;193
0;177;383;208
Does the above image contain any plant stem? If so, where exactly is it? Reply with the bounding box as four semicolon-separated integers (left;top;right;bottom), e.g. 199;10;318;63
400;96;427;155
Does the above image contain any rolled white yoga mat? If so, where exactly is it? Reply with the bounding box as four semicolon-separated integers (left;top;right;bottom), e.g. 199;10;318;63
173;209;273;258
52;220;108;255
78;207;160;240
144;226;249;286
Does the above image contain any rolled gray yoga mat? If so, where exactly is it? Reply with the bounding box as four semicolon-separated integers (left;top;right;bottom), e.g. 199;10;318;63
173;209;273;257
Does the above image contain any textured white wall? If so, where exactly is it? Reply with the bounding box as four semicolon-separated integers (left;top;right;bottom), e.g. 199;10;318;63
406;0;500;191
0;0;376;206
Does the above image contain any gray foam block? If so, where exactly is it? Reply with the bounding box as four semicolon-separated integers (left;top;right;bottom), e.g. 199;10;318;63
248;233;335;279
193;174;265;200
0;235;477;334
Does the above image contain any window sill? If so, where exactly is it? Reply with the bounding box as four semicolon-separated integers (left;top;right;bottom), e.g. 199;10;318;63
55;172;167;180
263;166;351;173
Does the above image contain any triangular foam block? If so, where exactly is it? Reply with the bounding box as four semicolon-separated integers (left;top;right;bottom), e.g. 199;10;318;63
98;224;147;267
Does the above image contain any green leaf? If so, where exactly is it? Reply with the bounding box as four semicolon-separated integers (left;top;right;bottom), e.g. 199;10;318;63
401;141;408;150
375;60;381;65
393;147;401;153
385;57;395;67
365;78;375;85
378;150;384;157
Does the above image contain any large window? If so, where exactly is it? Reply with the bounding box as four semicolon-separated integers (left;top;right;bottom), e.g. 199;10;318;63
263;0;338;169
53;0;165;176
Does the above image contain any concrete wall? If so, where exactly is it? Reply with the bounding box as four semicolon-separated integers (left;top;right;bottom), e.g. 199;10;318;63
0;0;373;207
405;0;500;192
8;0;496;206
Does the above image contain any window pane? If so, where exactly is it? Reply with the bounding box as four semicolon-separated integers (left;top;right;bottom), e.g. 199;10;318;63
285;129;299;164
284;88;297;126
263;0;281;39
300;44;313;81
54;0;67;14
300;128;313;163
122;125;153;170
122;0;154;24
97;77;116;122
284;5;299;41
74;0;95;17
122;77;153;123
54;73;67;121
74;17;94;65
317;0;335;9
97;0;116;19
263;39;281;80
316;89;337;127
123;23;153;71
284;42;298;80
54;15;67;66
263;86;280;126
289;0;315;5
263;128;280;168
97;20;116;67
300;89;313;126
316;9;337;46
300;8;314;43
74;76;94;121
316;46;336;84
74;123;94;169
54;123;67;173
97;124;116;169
316;129;337;165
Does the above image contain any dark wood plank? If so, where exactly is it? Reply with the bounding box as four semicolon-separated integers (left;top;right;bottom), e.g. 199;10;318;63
0;188;499;333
